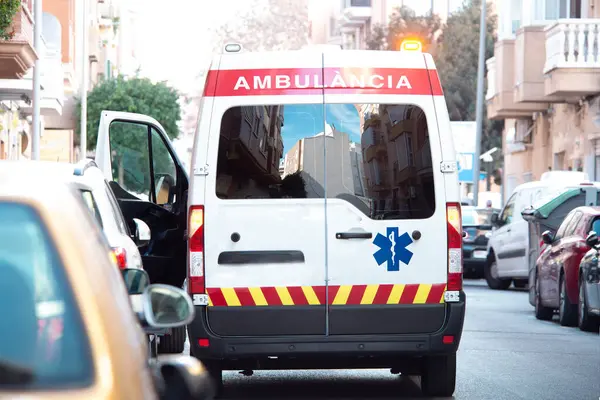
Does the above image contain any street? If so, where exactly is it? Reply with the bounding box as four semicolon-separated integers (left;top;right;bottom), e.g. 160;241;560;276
186;281;600;399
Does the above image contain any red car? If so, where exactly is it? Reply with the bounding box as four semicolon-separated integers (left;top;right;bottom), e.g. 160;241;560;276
534;206;600;326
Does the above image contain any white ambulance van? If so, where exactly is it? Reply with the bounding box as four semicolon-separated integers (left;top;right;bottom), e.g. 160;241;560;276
94;41;465;397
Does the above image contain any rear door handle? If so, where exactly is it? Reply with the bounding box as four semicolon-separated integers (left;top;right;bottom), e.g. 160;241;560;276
336;232;373;239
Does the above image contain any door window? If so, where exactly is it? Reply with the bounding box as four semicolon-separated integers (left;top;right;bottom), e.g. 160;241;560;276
564;211;582;237
499;194;516;225
591;217;600;235
109;121;152;201
554;212;575;241
215;103;436;220
79;190;103;229
108;121;178;206
103;181;129;236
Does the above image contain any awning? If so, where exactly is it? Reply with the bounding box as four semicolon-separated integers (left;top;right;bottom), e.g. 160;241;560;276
521;188;582;221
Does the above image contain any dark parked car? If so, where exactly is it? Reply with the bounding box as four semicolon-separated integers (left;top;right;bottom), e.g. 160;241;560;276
534;206;600;331
462;206;498;278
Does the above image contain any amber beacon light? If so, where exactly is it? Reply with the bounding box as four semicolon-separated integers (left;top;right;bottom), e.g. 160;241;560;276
400;40;423;52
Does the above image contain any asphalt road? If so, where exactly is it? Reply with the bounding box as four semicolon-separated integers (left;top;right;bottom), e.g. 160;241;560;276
186;280;600;399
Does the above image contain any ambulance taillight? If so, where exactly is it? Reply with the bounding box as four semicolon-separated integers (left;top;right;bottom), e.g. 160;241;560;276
446;203;463;299
188;205;205;295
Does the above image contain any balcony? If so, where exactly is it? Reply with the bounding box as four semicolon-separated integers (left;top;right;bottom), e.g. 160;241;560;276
340;0;371;29
486;39;547;120
543;19;600;102
514;25;560;103
0;3;37;79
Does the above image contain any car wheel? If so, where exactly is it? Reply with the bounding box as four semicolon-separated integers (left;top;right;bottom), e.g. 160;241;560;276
534;274;553;321
203;361;224;398
484;258;511;290
420;353;456;397
558;275;577;327
578;277;600;332
157;326;186;354
513;279;528;289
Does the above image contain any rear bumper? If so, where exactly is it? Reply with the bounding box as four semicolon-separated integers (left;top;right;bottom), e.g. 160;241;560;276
187;292;466;369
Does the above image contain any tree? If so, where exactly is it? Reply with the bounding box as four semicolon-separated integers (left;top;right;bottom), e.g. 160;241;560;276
366;6;443;55
211;0;309;53
75;76;181;194
436;0;503;171
0;0;20;40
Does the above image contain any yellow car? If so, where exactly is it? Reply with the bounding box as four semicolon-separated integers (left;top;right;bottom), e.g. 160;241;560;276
0;171;212;399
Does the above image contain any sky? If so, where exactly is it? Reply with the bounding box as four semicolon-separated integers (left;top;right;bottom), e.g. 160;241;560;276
128;0;468;92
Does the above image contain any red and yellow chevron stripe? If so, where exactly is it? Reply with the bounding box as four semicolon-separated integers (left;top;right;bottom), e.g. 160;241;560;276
206;283;446;307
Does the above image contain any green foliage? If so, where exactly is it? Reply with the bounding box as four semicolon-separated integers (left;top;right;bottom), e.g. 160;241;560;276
366;6;443;55
75;76;181;194
0;0;20;40
436;0;503;157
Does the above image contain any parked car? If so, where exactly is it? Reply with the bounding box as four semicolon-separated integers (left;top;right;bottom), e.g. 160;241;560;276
486;179;600;290
0;174;212;399
576;233;600;332
534;206;600;329
462;206;498;279
0;160;149;271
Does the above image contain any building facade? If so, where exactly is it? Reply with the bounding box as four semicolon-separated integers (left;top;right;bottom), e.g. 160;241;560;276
487;0;600;199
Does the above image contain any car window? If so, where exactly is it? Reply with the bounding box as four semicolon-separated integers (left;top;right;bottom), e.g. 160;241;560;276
216;103;436;220
564;211;582;237
555;212;575;241
0;202;93;388
103;181;129;236
591;217;600;235
499;194;516;224
151;128;177;206
79;190;103;229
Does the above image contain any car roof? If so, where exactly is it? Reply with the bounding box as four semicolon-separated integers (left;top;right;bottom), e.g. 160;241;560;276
0;160;104;189
573;206;600;217
513;180;600;191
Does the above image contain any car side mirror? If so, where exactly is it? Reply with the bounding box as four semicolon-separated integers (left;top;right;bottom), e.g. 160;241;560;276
121;268;150;295
143;284;195;329
585;231;599;248
491;212;499;224
153;354;213;400
541;230;554;245
133;218;151;246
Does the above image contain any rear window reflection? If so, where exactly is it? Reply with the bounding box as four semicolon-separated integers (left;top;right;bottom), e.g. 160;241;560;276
0;202;93;389
215;103;436;219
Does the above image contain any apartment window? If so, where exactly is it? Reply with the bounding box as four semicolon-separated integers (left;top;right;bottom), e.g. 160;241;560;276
523;172;533;183
394;133;414;171
532;0;570;23
515;119;533;144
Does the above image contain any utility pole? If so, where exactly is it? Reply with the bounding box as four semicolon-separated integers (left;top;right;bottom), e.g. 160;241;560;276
472;0;486;207
32;0;43;160
79;0;88;161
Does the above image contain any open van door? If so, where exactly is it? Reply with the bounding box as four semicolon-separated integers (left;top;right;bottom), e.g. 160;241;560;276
95;111;189;289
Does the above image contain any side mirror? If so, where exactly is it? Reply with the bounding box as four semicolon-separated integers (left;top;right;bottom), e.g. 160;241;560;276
585;231;599;248
143;284;195;329
121;268;150;295
133;218;151;246
491;212;499;224
541;230;554;245
153;354;213;400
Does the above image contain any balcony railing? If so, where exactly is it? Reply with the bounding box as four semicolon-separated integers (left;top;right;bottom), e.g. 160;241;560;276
544;19;600;73
485;57;496;100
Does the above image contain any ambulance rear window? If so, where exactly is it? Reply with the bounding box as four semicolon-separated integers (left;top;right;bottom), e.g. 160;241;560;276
215;103;436;220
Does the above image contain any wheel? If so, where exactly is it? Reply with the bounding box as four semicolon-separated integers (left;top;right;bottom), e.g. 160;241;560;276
484;258;511;290
513;279;528;289
558;275;577;327
203;361;224;398
421;353;456;397
534;274;553;321
578;278;600;332
157;326;186;354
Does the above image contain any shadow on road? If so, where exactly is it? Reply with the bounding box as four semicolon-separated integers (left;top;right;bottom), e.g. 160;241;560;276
220;371;448;399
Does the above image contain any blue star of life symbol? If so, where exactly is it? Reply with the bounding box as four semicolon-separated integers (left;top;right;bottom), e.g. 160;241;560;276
372;227;414;271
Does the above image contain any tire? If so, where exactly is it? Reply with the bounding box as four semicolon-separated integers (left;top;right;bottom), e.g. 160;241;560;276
203;361;224;398
421;353;456;397
578;277;600;332
534;274;553;321
157;326;186;354
558;275;577;327
484;258;511;290
513;279;528;289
